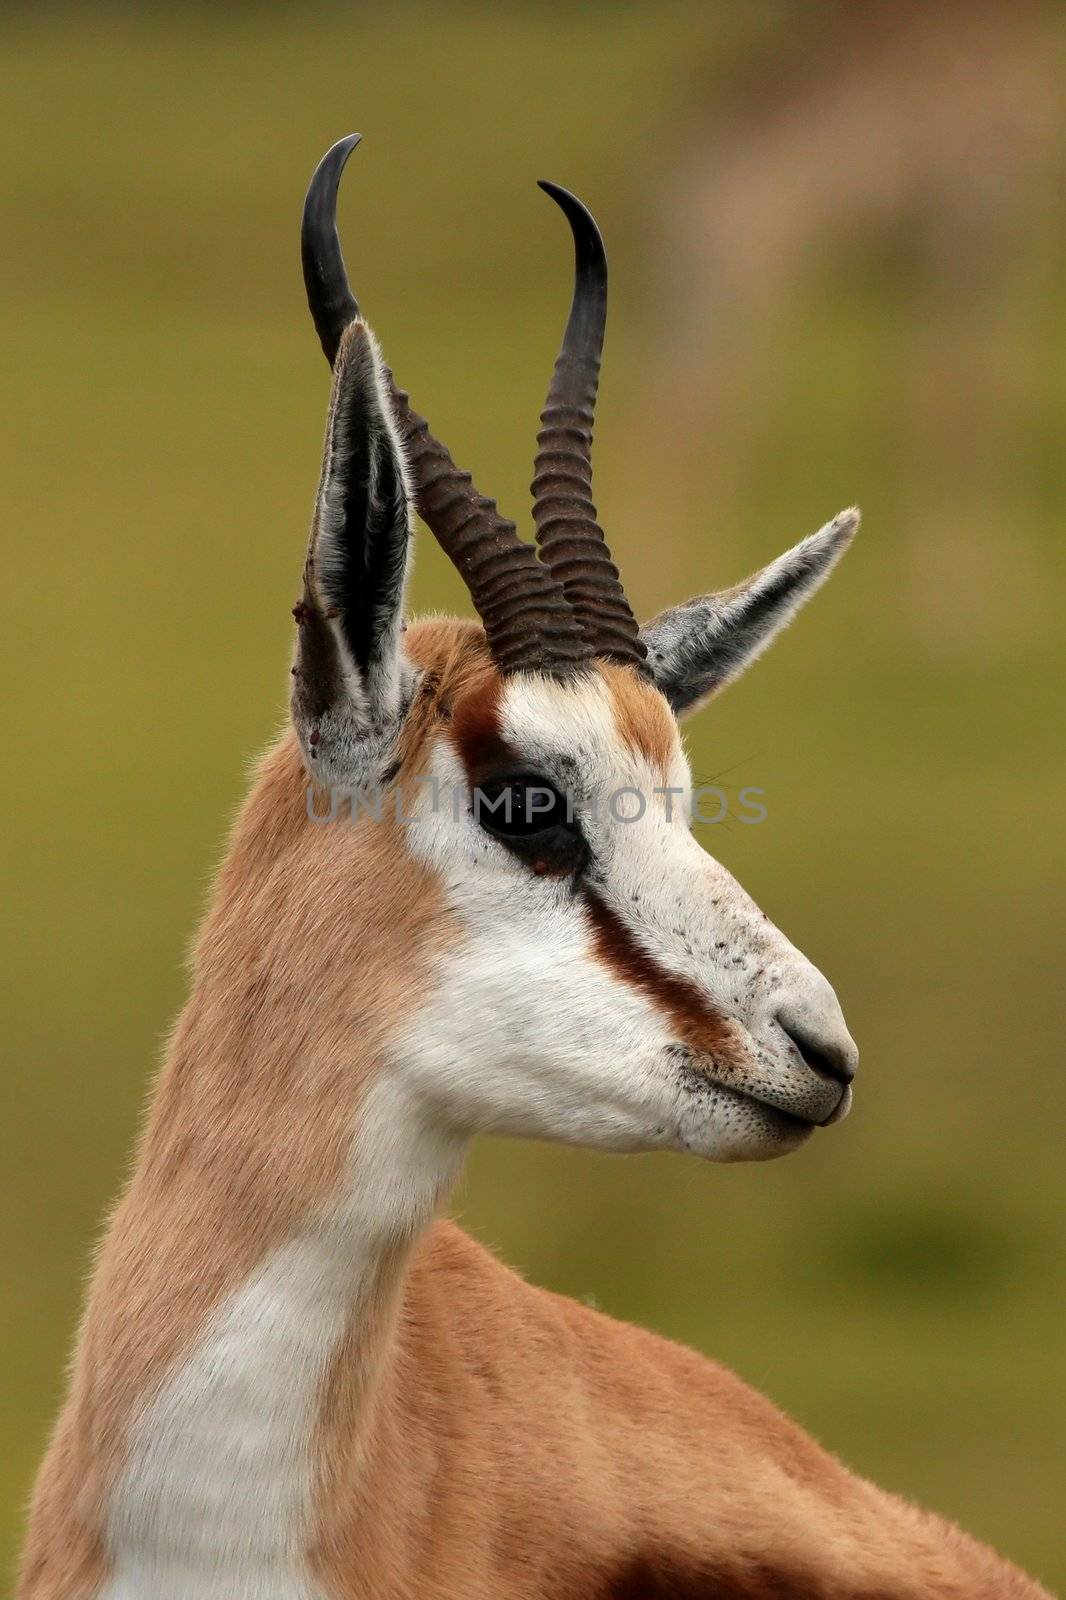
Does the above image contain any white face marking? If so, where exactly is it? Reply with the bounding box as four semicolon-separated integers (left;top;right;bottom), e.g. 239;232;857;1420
98;1077;464;1600
396;671;856;1163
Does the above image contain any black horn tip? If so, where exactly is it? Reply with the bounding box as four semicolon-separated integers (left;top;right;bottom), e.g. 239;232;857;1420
537;180;605;256
532;177;640;665
323;131;363;168
302;133;364;367
537;179;606;348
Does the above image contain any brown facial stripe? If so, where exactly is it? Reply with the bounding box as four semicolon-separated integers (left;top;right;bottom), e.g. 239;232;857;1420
582;889;735;1057
449;674;522;781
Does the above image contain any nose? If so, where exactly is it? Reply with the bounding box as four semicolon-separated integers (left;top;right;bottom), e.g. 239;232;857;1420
775;1003;858;1086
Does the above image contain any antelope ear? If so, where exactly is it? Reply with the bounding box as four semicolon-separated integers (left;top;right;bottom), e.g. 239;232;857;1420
291;319;414;783
641;509;859;717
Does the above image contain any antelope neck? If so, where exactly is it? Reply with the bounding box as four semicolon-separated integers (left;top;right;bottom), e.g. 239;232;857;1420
97;1062;465;1600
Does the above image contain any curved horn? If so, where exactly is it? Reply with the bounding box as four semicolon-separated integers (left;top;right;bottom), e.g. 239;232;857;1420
531;183;648;674
302;137;589;677
302;133;362;365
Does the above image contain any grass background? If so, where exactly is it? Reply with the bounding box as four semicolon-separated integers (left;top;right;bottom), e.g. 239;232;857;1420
2;1;1064;1588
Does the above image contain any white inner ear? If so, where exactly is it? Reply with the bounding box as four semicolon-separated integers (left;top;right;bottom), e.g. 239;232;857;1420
294;322;417;790
358;326;415;725
643;508;859;716
311;322;414;728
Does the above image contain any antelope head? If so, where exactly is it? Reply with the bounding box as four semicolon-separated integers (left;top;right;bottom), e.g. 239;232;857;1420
290;135;858;1167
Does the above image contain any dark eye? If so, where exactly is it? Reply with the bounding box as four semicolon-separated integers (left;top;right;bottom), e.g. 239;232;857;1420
473;775;586;876
474;777;570;838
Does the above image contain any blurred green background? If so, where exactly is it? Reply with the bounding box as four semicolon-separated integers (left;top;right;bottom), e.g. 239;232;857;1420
3;0;1064;1589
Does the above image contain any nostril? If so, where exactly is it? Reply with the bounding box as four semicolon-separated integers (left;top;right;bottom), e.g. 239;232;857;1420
776;1013;857;1086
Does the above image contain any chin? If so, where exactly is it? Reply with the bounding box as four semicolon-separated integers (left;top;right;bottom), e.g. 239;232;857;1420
680;1085;817;1163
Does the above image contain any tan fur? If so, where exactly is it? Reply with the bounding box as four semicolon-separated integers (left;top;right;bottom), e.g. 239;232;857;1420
20;626;473;1598
601;659;679;780
19;620;1051;1600
309;1224;1047;1600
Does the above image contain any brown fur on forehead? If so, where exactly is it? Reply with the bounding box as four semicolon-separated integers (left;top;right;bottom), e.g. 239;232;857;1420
402;615;495;695
599;660;679;777
449;676;516;781
397;616;520;781
376;616;505;784
395;624;679;782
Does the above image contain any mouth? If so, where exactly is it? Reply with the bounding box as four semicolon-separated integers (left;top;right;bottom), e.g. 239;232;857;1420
681;1055;853;1138
818;1081;852;1126
671;1043;854;1162
731;1078;852;1132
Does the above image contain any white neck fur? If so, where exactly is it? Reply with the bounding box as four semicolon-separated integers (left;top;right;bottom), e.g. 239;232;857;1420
98;1071;464;1600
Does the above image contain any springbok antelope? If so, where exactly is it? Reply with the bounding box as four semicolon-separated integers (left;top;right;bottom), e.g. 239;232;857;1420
19;135;1050;1600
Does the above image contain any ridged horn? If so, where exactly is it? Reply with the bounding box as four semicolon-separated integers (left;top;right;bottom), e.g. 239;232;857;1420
531;183;648;674
302;136;590;677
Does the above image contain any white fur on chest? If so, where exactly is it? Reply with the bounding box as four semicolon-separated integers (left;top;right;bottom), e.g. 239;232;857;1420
98;1229;346;1600
97;1076;462;1600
